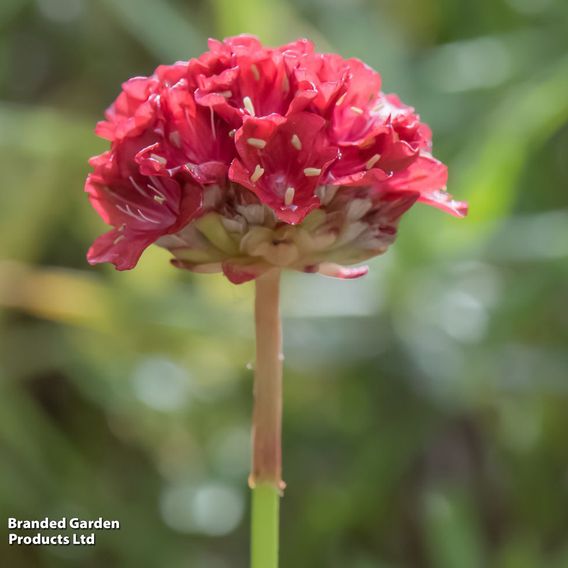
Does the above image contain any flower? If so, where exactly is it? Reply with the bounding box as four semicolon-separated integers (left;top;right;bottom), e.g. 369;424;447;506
86;35;467;284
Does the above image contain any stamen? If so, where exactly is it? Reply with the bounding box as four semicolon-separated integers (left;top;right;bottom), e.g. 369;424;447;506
284;186;295;206
116;203;147;222
150;154;167;165
350;106;364;115
153;195;166;204
359;136;375;149
149;176;167;195
243;96;255;116
251;64;260;81
210;107;216;140
129;176;148;197
169;131;181;147
365;153;381;170
250;165;265;183
291;134;302;150
219;90;232;98
228;129;236;137
147;183;165;199
183;107;192;127
335;92;346;106
113;235;125;245
373;99;386;114
136;208;160;224
303;167;322;177
247;137;267;149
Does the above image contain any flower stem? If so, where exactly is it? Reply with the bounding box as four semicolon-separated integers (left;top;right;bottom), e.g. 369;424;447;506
251;483;280;568
250;269;283;568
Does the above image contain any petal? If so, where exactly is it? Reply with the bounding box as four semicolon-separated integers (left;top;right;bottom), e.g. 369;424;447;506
87;229;156;270
229;112;337;223
384;154;467;217
316;262;369;279
222;261;270;284
371;191;420;222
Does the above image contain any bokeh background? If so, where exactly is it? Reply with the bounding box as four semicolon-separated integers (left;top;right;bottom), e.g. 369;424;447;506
1;0;568;566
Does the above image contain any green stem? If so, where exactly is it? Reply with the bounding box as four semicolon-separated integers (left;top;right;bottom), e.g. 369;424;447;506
251;484;280;568
250;269;283;568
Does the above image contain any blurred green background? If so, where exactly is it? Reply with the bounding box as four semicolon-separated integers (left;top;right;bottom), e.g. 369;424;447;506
1;0;568;566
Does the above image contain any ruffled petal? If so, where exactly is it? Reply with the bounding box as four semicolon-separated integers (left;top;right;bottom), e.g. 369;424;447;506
87;229;156;270
384;154;466;217
85;35;466;281
229;112;337;223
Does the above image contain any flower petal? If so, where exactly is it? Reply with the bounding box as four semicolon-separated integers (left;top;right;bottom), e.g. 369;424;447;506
229;112;337;223
87;229;156;270
316;262;369;279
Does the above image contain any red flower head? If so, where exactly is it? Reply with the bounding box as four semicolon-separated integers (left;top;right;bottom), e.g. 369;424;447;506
86;35;467;283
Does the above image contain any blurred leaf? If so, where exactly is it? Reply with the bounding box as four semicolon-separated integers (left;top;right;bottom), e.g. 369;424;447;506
100;0;207;61
210;0;331;49
440;54;568;248
0;0;27;27
0;102;96;158
424;489;485;568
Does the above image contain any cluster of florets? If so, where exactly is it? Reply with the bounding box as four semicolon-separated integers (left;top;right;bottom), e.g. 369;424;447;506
86;35;466;283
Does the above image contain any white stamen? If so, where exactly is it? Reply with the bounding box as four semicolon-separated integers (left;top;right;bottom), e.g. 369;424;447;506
335;92;346;106
185;163;197;176
150;153;167;165
147;183;165;199
129;176;148;197
250;165;265;183
365;153;381;170
251;64;260;81
116;204;145;222
303;167;322;177
247;137;266;149
153;195;166;204
350;106;364;115
113;235;125;245
284;186;295;206
291;134;302;150
169;131;181;147
149;176;168;195
219;90;232;98
183;107;191;126
136;208;161;224
118;202;160;224
210;106;216;140
228;129;236;138
243;96;255;116
373;99;386;113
